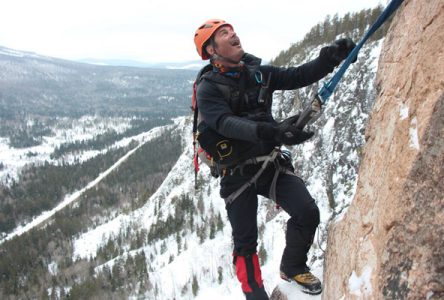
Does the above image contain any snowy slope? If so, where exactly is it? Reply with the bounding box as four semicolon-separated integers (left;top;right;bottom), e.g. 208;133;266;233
69;39;383;299
0;124;170;244
0;116;134;185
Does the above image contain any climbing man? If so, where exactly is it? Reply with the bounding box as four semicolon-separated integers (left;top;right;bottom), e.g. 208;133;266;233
193;19;356;298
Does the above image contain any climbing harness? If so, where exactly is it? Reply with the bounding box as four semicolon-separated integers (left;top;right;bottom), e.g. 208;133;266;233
224;148;295;206
295;0;405;129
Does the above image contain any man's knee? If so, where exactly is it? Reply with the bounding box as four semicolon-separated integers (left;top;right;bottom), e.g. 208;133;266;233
305;202;320;227
293;200;320;229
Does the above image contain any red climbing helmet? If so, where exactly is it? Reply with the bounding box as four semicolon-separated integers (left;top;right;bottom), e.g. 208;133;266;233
194;19;232;60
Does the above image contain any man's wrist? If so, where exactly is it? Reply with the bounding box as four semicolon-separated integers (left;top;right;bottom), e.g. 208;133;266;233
256;122;278;141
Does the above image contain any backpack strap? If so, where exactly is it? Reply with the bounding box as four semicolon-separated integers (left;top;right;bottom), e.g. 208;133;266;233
191;65;250;187
192;64;232;187
200;71;246;115
192;64;213;137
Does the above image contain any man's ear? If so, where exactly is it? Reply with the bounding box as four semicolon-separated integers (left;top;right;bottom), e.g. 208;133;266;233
205;43;215;57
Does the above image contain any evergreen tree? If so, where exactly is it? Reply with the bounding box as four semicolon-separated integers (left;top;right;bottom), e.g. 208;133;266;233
192;274;199;297
258;244;268;264
209;221;216;239
217;267;223;284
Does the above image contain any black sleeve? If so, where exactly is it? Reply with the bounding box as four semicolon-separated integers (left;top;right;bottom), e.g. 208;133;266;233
197;80;260;142
261;55;336;91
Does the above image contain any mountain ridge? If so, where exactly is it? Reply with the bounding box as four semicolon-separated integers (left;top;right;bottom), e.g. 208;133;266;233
76;57;205;70
0;45;194;118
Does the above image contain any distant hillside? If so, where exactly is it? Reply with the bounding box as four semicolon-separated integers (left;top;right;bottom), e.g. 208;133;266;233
270;5;387;66
77;58;205;70
0;46;195;118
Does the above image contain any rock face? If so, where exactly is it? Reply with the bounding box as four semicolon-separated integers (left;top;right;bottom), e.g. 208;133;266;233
323;1;444;299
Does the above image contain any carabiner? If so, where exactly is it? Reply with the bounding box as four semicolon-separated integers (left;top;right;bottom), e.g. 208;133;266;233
254;71;263;84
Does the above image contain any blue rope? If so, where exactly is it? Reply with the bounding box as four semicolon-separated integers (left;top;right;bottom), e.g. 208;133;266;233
318;0;404;104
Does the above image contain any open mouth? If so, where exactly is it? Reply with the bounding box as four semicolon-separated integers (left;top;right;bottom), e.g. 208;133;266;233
231;39;241;47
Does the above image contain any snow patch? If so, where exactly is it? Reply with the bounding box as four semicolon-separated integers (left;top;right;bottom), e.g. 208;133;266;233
73;215;130;259
409;117;420;150
399;103;409;120
427;291;436;299
48;261;58;275
348;266;373;297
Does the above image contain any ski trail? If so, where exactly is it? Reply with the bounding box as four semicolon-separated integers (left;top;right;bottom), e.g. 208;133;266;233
0;125;169;245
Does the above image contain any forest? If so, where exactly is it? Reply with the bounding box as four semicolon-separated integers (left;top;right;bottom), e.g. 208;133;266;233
0;126;183;299
270;5;388;66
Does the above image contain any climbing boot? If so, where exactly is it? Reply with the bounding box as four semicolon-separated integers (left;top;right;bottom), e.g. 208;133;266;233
280;270;322;295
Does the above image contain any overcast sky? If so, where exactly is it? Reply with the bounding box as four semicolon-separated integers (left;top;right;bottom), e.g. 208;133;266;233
0;0;384;63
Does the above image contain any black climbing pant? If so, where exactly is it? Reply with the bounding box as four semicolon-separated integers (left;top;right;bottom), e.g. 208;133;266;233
221;162;320;277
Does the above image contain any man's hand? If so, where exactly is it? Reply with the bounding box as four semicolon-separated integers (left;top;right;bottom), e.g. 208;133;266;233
320;38;357;67
276;124;314;145
257;116;314;145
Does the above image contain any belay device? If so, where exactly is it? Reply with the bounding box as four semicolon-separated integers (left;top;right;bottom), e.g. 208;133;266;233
295;0;404;130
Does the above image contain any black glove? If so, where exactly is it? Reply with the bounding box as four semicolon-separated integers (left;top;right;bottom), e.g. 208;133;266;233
257;116;314;145
276;125;314;145
320;38;357;67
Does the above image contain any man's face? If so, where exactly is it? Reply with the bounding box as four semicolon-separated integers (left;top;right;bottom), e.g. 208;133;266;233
207;25;244;63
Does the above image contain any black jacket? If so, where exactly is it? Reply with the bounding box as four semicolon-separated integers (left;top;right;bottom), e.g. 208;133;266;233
196;53;335;162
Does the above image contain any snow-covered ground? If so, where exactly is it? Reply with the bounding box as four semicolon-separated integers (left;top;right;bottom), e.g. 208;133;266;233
0;117;174;244
68;116;325;299
0;116;135;185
